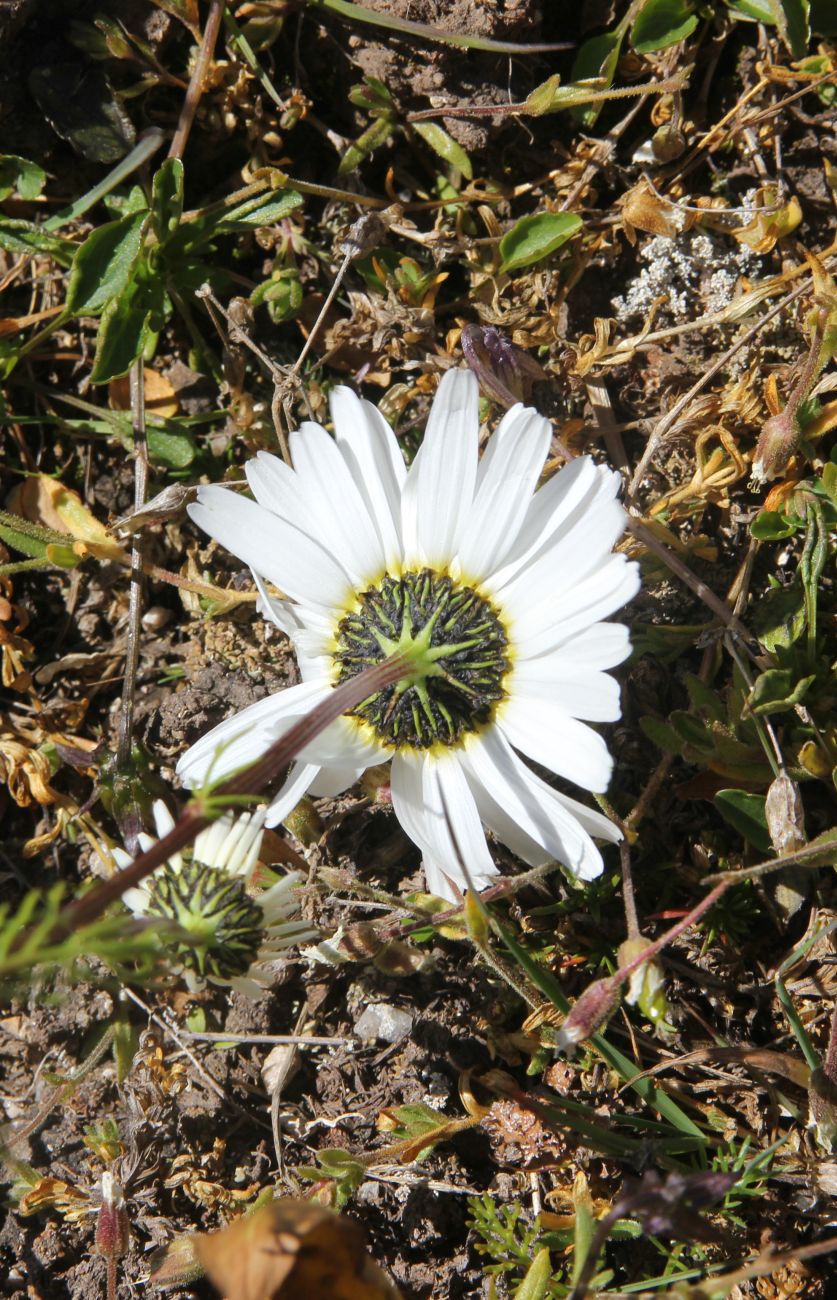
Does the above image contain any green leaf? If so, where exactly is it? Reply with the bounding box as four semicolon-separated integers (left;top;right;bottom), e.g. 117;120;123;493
0;218;76;266
514;1248;553;1300
774;0;810;55
684;673;726;722
0;509;68;560
570;31;623;125
28;62;136;165
499;212;582;273
151;157;184;242
669;710;714;752
632;0;699;51
639;715;685;755
338;116;396;175
147;422;196;468
412;121;473;179
66;211;149;316
749;668;815;715
751;509;798;540
726;0;777;19
822;461;837;506
89;278;154;383
754;583;807;652
0;155;47;201
714;790;773;854
211;187;304;232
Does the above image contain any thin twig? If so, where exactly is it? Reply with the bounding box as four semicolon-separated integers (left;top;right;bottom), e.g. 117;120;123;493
55;653;408;938
122;988;271;1131
620;840;641;940
180;1031;356;1046
626;517;757;649
169;0;225;162
116;362;148;775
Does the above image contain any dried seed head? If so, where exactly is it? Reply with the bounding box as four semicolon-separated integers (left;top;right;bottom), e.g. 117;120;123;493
617;937;670;1028
751;409;802;486
765;772;807;855
95;1173;130;1261
555;976;621;1054
460;324;547;409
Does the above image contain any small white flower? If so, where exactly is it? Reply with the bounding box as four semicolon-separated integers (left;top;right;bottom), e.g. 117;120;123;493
177;370;640;902
116;801;316;996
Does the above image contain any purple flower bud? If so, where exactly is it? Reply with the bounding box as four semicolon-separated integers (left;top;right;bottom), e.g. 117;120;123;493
751;409;801;486
461;325;548;409
95;1173;129;1261
555;975;621;1054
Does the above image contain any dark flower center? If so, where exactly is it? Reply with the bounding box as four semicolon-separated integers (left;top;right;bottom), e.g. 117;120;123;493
333;568;509;749
146;859;264;979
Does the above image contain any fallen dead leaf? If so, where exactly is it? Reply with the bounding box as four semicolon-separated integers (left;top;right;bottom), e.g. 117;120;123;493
190;1199;402;1300
108;366;180;417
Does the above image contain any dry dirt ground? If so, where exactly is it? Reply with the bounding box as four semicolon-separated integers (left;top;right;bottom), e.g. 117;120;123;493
2;1;837;1297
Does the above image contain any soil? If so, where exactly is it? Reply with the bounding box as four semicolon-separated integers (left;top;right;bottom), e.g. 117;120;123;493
2;1;837;1298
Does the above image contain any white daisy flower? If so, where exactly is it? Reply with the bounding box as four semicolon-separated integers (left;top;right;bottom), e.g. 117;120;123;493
116;801;317;996
177;369;640;903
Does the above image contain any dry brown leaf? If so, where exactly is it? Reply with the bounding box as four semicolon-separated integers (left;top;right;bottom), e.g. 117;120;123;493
190;1199;402;1300
18;1176;90;1220
6;475;127;563
0;736;60;806
621;177;693;240
0;600;34;692
108;366;180;417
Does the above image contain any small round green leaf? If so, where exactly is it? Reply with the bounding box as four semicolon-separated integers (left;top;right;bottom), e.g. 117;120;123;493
499;211;582;273
632;0;699;52
714;789;772;854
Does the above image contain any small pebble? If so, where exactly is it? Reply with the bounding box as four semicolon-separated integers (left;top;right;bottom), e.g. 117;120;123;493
354;1003;413;1044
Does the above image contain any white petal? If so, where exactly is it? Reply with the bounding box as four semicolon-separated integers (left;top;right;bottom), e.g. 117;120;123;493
390;751;497;901
460;730;605;880
176;680;330;789
151;801;176;838
524;622;631;671
492;493;628;622
189;486;353;612
433;757;499;893
307;765;365;796
550;789;622;844
487;455;600;587
463;773;548;867
193;815;233;868
298;715;391;768
400;369;479;568
264;761;320;828
248;446;379;591
509;661;622;723
456;405;551;579
245;452;311;532
512;556;640;659
122;884;152;915
195;809;265;878
422;854;462;902
331;386;405;568
498;692;613;792
290;421;386;585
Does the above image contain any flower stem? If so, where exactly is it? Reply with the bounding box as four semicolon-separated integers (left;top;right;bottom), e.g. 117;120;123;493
23;654;409;947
